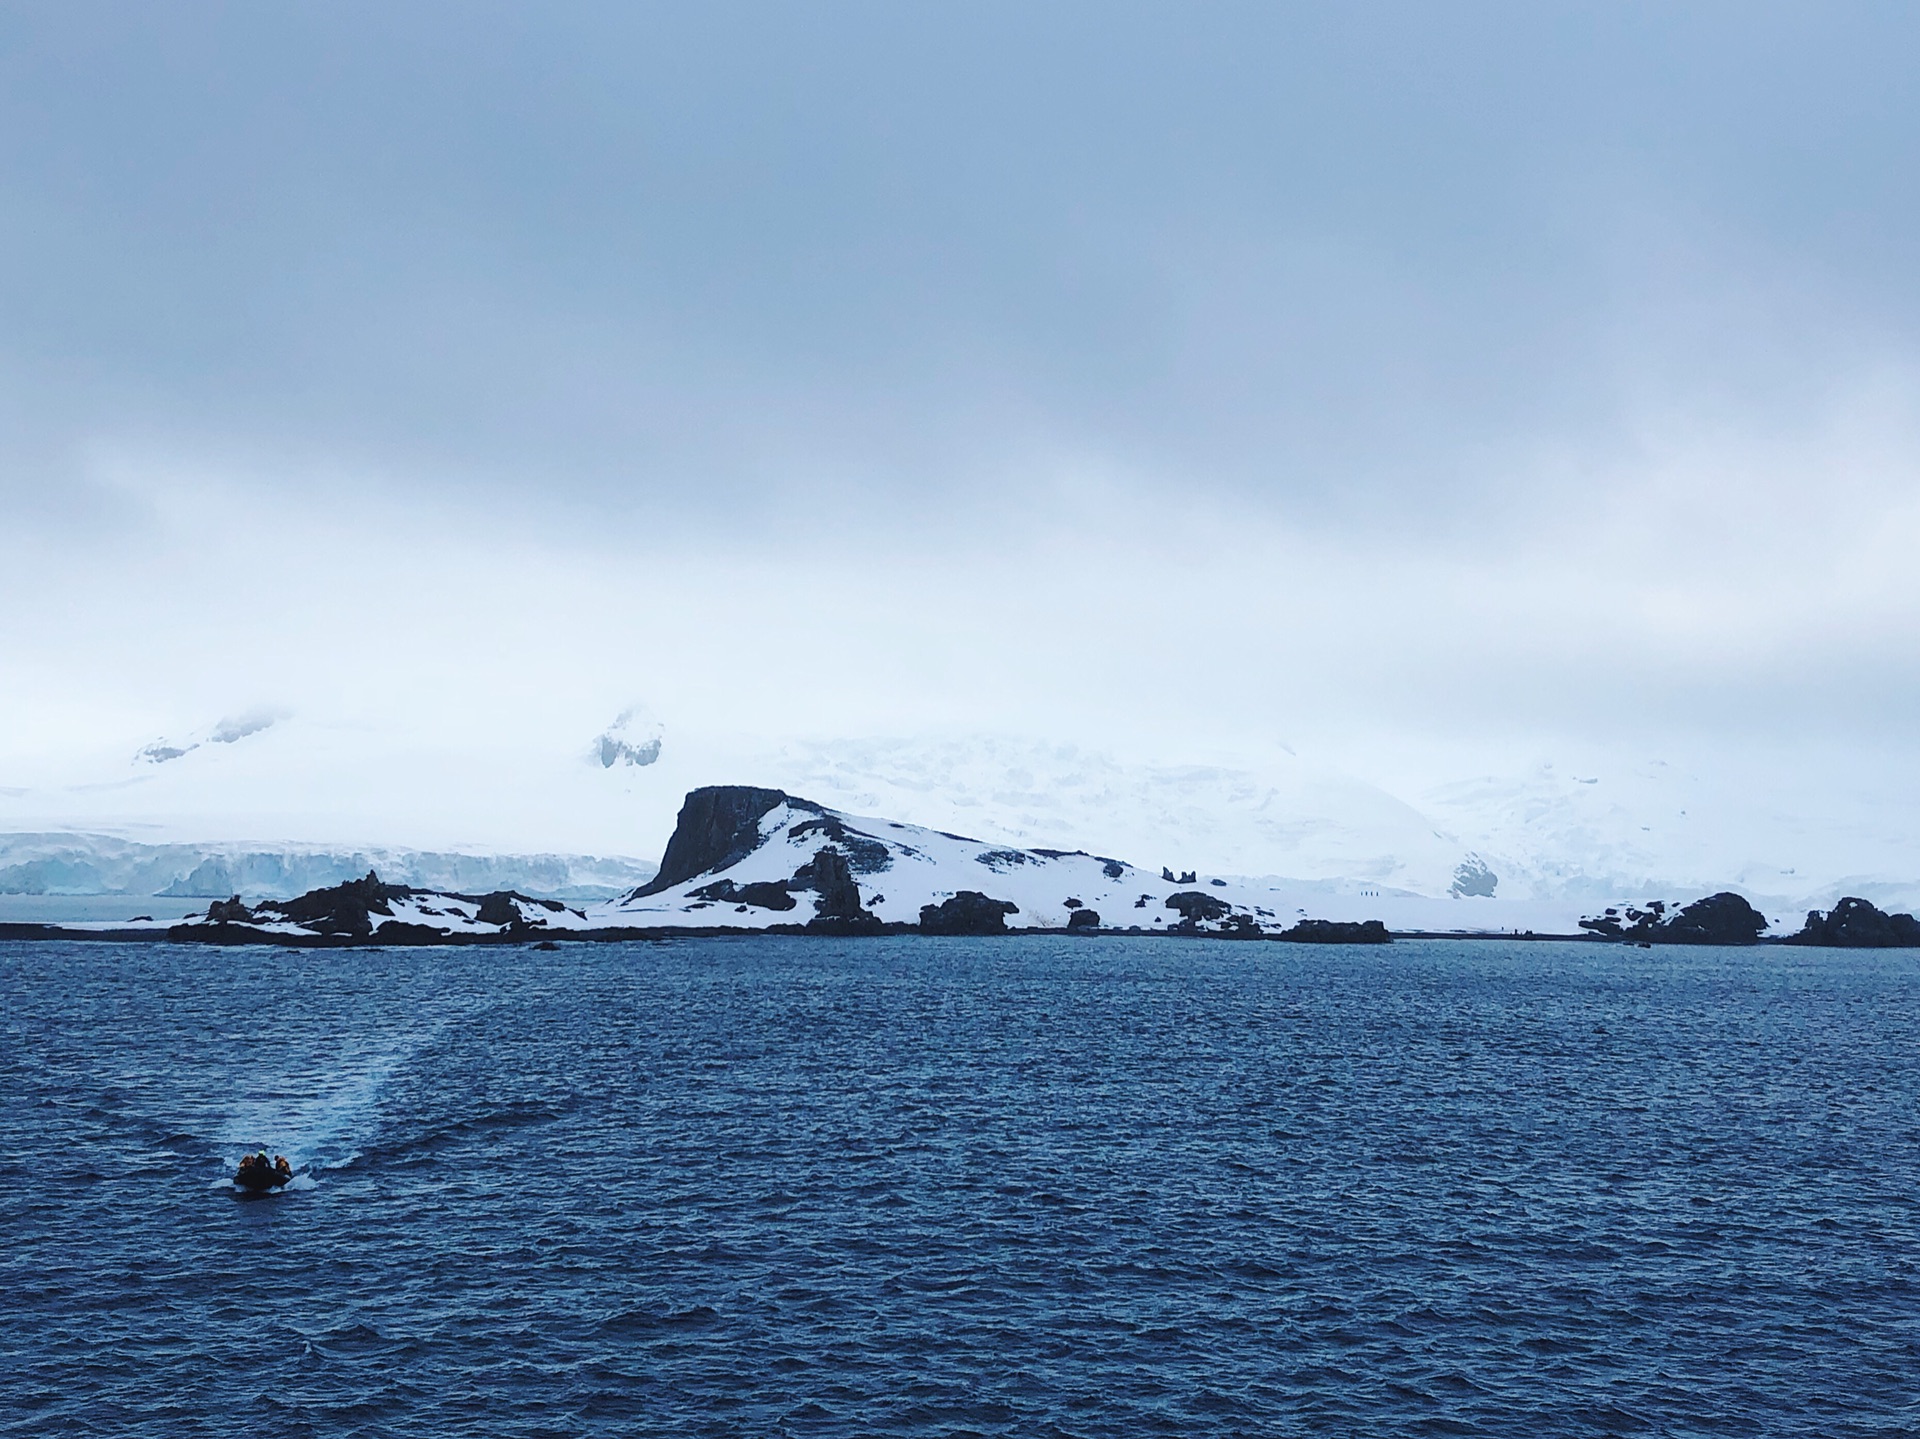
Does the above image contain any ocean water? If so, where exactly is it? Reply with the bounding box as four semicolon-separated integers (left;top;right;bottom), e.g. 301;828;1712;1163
2;937;1917;1437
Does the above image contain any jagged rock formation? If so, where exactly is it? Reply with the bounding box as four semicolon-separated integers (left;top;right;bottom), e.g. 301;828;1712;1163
260;870;410;937
794;848;883;933
1579;892;1767;945
168;870;582;943
1785;896;1920;947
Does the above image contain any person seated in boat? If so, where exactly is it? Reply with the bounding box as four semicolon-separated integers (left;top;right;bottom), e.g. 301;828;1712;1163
273;1155;291;1180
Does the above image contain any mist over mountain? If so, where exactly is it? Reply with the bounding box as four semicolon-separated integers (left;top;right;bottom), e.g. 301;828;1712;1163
6;703;1916;933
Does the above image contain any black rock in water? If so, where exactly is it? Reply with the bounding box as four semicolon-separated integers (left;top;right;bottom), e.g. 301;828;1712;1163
630;786;795;896
920;891;1020;935
1786;896;1920;947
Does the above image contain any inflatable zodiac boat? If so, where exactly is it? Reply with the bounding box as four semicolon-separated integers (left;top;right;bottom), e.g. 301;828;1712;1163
234;1152;293;1194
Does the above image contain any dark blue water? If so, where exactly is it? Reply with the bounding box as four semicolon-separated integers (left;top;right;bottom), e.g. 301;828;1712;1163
4;937;1918;1436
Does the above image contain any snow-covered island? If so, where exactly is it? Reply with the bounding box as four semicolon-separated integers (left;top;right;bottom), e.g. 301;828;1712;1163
2;785;1391;945
10;784;1920;948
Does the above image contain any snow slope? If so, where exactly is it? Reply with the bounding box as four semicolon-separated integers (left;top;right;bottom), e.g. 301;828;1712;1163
600;791;1279;933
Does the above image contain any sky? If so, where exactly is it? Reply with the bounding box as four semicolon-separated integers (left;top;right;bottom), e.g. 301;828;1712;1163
4;4;1920;873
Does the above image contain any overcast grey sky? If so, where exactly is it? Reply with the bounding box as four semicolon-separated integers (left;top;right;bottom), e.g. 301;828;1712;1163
5;3;1920;820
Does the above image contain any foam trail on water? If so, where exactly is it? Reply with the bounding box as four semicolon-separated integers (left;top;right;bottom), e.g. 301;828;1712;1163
205;1001;482;1176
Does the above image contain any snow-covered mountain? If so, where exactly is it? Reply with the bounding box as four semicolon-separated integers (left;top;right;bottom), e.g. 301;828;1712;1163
7;697;1920;928
600;785;1303;934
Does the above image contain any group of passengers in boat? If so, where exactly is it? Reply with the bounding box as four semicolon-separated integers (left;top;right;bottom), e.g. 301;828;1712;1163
236;1151;292;1187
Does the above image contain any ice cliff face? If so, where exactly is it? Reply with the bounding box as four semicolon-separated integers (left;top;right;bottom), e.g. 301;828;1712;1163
0;833;655;901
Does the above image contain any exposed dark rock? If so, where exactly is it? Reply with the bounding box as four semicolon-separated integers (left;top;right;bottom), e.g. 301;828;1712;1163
789;814;892;873
1661;892;1768;944
256;870;408;937
630;786;798;896
1162;867;1176;882
596;734;661;768
1276;919;1391;944
1580;901;1663;939
473;893;514;927
373;920;452;944
1209;878;1226;888
1165;891;1231;924
793;848;882;933
689;878;798;912
1063;898;1083;909
206;895;255;924
976;849;1032;873
1786;896;1920;947
920;891;1020;935
1066;908;1101;930
1100;859;1126;881
1580;892;1766;945
1451;856;1498;898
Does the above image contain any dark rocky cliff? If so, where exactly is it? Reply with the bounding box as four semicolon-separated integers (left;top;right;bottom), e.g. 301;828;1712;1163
629;786;799;897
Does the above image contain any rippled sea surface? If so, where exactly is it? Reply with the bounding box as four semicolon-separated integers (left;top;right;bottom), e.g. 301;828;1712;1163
4;937;1919;1436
